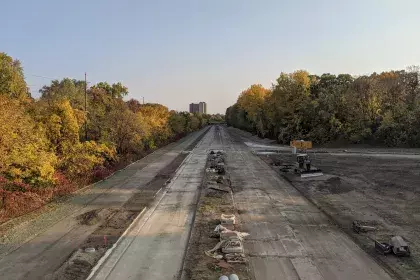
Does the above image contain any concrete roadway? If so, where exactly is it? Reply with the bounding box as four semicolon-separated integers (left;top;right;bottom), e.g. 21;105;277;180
90;125;394;280
224;127;393;280
0;124;394;279
89;126;218;280
0;128;208;280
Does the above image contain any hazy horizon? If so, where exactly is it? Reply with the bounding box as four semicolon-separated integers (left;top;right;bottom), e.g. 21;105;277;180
2;0;420;113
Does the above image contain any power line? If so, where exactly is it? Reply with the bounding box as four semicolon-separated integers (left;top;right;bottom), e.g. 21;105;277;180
27;74;58;80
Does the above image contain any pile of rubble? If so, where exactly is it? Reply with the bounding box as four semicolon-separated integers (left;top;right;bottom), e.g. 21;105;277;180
206;150;231;197
202;150;249;278
205;214;248;263
207;150;226;174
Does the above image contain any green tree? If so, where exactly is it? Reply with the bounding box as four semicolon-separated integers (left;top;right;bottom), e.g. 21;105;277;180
39;78;86;110
0;52;29;101
92;82;128;98
103;100;144;154
168;111;187;137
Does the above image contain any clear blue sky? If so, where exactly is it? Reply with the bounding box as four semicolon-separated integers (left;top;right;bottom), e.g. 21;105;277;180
2;0;420;113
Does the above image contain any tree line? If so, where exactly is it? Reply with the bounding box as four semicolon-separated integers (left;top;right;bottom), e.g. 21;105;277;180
0;52;221;222
226;68;420;147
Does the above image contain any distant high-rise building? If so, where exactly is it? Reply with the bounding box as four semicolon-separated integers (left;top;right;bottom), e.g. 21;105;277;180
189;102;207;114
189;103;199;113
198;102;207;114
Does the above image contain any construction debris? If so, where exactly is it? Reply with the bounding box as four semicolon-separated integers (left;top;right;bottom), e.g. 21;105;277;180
229;274;239;280
209;185;231;193
222;239;243;254
214;224;249;240
219;274;240;280
224;253;246;263
375;236;410;257
375;240;392;255
208;150;226;174
352;220;376;233
206;215;249;263
221;214;236;226
391;236;411;256
84;247;96;253
205;241;225;258
220;230;249;241
216;260;233;269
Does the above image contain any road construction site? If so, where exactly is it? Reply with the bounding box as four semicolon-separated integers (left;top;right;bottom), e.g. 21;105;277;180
0;125;417;279
231;127;420;280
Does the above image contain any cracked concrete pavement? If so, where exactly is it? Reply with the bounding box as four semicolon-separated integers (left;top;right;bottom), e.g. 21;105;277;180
224;127;394;280
0;125;398;280
0;128;208;280
89;125;395;280
89;126;217;280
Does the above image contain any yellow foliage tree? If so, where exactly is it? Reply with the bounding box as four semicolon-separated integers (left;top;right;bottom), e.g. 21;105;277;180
0;96;56;185
237;84;270;131
137;104;171;148
36;99;116;178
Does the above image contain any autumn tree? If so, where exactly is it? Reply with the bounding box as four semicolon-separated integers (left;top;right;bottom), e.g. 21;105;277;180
102;99;144;155
226;68;420;147
0;52;210;222
126;98;143;113
0;96;56;185
237;84;270;134
34;99;116;179
137;104;171;148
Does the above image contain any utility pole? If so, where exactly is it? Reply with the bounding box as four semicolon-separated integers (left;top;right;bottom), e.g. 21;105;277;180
85;72;88;141
143;96;144;105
